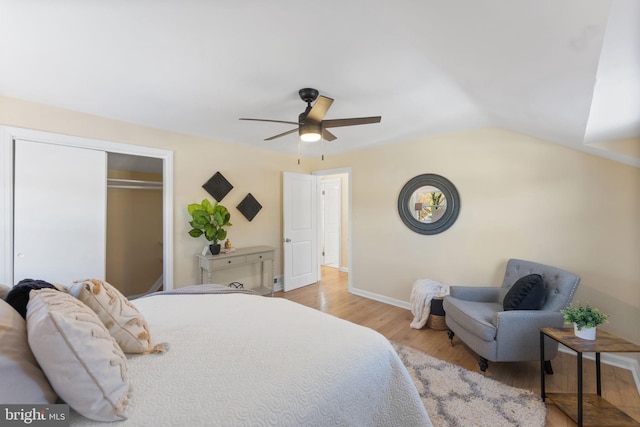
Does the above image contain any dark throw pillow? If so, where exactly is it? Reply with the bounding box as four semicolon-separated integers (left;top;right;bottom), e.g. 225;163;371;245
5;279;58;319
503;274;546;311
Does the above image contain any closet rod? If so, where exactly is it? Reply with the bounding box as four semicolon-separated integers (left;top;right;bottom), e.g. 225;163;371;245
107;178;162;190
107;185;162;190
107;178;162;185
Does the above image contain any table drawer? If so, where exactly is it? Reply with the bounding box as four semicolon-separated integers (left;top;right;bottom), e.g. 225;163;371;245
247;252;273;263
208;256;247;268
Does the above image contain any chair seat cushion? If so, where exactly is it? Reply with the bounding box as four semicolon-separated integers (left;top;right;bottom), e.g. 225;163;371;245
503;274;546;311
443;297;501;342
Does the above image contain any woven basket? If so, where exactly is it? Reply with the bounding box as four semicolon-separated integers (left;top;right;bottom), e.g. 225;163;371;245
427;314;447;331
427;297;448;330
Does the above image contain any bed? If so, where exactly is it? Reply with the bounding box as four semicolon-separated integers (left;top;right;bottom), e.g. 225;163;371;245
2;282;432;426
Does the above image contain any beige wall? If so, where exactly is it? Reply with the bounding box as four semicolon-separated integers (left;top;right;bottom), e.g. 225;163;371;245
0;96;308;290
106;169;163;296
312;128;640;347
2;96;638;350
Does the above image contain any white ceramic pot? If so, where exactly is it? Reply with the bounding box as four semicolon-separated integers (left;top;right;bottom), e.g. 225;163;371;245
574;323;596;340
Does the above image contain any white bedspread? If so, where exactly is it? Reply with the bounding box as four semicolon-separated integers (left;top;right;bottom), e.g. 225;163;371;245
70;293;431;426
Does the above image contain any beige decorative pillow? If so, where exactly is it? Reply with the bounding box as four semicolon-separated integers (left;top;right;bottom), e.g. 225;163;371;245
52;283;69;293
26;289;129;421
0;284;10;300
69;279;165;354
0;298;57;404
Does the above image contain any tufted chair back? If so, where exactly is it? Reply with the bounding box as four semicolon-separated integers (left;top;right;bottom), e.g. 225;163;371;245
500;258;580;312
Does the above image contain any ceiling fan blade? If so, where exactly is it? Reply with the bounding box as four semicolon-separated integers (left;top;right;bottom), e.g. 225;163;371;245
322;116;382;128
240;118;299;125
322;129;337;141
306;95;334;123
264;128;298;141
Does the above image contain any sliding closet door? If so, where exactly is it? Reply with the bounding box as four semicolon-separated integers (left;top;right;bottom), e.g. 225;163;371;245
14;139;106;285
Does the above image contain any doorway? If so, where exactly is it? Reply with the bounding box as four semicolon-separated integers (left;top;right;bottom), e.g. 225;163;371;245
282;168;351;293
320;178;340;269
313;168;350;288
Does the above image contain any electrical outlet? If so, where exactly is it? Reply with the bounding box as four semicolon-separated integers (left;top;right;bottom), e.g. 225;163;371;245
273;275;284;291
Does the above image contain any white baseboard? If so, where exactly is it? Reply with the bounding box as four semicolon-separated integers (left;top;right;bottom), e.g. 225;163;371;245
349;286;411;310
350;285;640;394
339;266;349;273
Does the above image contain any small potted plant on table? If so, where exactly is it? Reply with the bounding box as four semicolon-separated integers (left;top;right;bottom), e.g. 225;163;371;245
561;302;609;340
187;199;232;255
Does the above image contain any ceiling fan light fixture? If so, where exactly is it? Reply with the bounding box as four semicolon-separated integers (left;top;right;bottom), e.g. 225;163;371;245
300;122;322;142
240;88;381;144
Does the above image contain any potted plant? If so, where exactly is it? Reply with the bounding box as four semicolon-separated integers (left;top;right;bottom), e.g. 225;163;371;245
430;191;446;222
187;199;232;255
561;302;609;340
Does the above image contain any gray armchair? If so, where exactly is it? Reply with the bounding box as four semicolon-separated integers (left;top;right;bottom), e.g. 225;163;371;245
443;259;580;373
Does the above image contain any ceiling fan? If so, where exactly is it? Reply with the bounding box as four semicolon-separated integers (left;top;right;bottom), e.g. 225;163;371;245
240;88;382;143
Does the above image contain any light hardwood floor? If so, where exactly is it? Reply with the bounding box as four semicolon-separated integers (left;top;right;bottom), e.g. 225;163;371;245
275;267;640;427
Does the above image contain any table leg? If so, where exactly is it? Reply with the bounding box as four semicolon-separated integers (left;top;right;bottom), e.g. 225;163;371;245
596;352;601;396
577;352;583;427
540;331;546;400
269;259;275;297
260;260;265;288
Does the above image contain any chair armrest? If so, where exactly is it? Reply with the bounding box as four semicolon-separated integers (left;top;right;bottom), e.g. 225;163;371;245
493;310;566;361
449;286;501;302
494;310;565;333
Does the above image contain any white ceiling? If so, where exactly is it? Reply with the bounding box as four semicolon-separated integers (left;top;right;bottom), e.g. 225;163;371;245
1;0;638;166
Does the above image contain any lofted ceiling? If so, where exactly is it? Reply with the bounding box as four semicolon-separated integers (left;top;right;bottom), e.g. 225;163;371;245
1;0;638;166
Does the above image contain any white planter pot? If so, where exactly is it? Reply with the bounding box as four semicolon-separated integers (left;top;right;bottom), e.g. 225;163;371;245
574;323;596;340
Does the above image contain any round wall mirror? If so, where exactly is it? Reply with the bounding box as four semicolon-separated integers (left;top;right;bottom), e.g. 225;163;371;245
398;174;460;235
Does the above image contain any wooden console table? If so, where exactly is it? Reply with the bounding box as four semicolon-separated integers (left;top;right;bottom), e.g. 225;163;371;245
540;327;640;427
197;246;275;296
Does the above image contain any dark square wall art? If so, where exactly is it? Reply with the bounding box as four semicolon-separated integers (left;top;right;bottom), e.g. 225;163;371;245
236;193;262;222
202;172;233;202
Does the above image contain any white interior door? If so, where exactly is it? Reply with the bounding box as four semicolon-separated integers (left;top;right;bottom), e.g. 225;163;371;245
283;172;318;291
321;178;341;268
14;139;106;285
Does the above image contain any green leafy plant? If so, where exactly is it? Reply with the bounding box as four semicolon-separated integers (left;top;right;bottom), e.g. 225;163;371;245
431;191;444;210
561;302;609;330
187;199;232;245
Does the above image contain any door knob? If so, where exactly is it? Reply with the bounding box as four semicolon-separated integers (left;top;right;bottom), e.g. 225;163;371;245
284;238;291;243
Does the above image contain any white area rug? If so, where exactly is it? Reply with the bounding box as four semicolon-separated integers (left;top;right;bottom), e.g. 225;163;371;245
392;342;546;427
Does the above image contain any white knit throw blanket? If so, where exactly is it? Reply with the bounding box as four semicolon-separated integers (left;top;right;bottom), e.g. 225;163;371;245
410;279;449;329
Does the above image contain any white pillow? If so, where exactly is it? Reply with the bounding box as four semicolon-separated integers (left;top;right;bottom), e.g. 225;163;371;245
0;298;56;404
69;279;165;354
26;289;129;421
